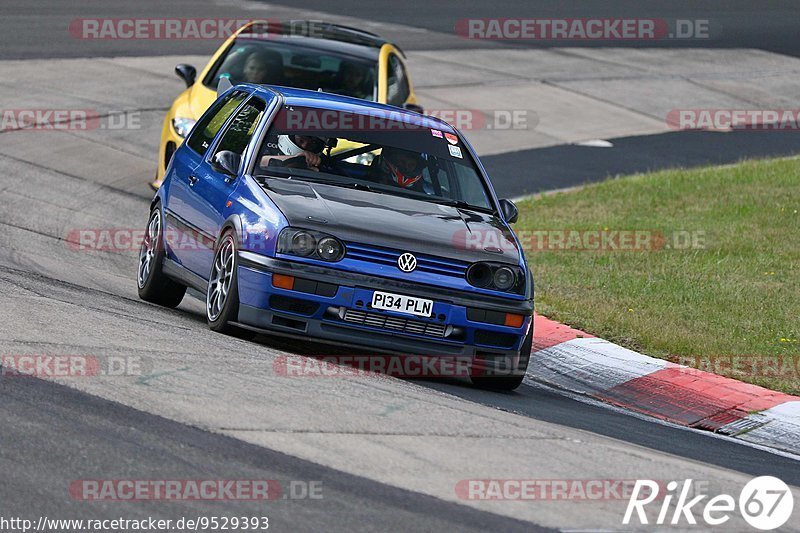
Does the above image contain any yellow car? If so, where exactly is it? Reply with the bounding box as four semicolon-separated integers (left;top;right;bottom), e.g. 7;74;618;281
152;20;420;189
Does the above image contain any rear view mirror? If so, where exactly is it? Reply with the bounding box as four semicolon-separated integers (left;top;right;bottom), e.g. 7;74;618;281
175;64;196;88
211;151;241;177
499;199;519;224
291;55;322;68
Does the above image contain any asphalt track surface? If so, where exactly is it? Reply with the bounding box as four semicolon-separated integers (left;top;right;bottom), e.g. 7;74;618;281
0;375;543;532
257;0;800;57
5;0;800;58
5;1;800;198
486;129;800;198
1;1;800;531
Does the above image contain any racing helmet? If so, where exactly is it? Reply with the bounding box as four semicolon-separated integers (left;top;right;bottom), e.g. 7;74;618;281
381;147;426;188
277;134;326;155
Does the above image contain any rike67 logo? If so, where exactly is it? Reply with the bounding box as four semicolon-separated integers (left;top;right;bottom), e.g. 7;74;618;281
624;477;794;530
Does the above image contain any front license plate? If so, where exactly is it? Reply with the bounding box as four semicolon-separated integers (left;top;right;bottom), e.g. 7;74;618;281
371;291;433;317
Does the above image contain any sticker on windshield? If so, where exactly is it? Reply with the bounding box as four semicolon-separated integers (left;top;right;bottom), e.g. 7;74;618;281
445;133;459;145
431;129;443;138
448;145;463;158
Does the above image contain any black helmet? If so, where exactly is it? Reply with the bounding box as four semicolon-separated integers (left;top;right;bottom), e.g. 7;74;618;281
381;147;425;187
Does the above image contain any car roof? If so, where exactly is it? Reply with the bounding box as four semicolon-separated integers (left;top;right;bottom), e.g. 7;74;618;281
245;84;457;134
236;21;402;61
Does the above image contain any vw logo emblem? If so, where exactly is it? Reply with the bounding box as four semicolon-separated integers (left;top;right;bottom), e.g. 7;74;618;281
397;253;417;273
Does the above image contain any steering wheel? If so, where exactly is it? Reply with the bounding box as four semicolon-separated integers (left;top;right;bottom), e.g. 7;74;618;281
284;153;341;173
318;153;344;174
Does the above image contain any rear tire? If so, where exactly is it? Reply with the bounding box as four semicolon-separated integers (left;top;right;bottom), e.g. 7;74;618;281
137;204;186;308
470;323;533;391
206;230;256;340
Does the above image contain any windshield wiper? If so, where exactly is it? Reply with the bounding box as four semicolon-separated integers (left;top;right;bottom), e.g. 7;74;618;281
321;180;388;195
436;199;494;214
256;170;383;194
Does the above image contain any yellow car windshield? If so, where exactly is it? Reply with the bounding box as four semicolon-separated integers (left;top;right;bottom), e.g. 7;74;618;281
204;39;378;102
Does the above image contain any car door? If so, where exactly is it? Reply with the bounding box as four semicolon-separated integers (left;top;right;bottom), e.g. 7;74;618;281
167;90;248;274
179;94;269;278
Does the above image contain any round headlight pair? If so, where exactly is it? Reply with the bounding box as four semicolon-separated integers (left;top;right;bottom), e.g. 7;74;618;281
283;229;345;262
466;263;519;292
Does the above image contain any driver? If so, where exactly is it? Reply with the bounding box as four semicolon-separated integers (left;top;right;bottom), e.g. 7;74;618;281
258;134;326;171
242;50;283;84
369;146;427;190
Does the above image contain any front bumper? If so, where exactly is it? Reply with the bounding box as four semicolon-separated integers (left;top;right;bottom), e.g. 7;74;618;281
236;251;533;362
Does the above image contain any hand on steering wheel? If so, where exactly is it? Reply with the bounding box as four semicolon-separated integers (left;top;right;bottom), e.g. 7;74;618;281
284;150;321;171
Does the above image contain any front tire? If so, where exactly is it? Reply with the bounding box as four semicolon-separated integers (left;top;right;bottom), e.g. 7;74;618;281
137;204;186;307
206;230;256;340
470;323;533;391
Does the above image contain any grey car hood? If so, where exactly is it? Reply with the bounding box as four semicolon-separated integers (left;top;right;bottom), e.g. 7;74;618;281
257;177;522;265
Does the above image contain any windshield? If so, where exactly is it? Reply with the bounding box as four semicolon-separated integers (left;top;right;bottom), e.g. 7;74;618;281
253;106;494;212
204;39;377;101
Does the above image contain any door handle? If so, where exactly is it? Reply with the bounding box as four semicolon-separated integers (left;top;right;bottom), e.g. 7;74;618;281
187;175;198;186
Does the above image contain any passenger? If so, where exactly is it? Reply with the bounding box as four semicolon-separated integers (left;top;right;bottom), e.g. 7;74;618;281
336;61;369;99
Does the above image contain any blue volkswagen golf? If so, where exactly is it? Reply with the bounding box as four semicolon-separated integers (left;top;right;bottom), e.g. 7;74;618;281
138;84;534;389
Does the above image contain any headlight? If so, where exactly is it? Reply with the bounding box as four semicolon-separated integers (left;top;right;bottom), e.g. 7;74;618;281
466;262;524;293
493;267;516;290
466;262;493;288
171;117;197;138
278;228;345;262
317;237;345;262
290;231;316;257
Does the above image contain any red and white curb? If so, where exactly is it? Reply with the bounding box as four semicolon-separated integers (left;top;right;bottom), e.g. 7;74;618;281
527;314;800;455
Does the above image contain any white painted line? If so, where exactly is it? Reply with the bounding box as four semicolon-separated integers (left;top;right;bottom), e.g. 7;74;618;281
575;139;614;148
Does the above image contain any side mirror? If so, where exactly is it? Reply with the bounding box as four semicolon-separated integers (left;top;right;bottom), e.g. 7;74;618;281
404;103;424;114
211;151;241;178
175;64;196;88
499;199;519;224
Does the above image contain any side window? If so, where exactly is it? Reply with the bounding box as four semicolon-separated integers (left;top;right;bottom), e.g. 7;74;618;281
186;91;247;154
452;161;491;208
213;97;267;164
386;53;410;107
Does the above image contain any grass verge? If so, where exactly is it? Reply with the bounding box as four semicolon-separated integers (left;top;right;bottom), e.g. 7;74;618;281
515;156;799;394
